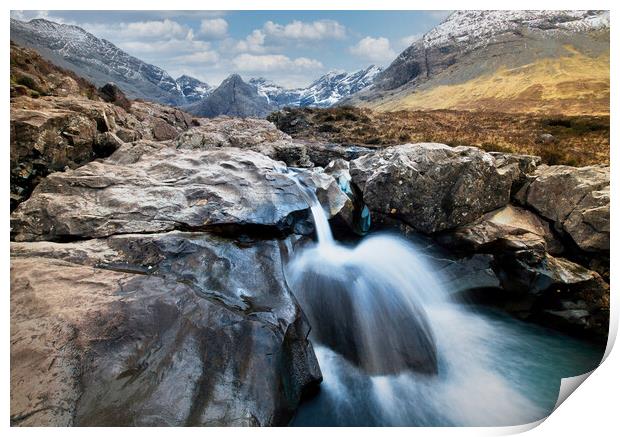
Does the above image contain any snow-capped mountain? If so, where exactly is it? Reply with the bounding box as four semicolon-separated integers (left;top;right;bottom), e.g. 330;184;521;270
346;10;609;115
10;18;186;105
176;75;214;104
250;65;382;109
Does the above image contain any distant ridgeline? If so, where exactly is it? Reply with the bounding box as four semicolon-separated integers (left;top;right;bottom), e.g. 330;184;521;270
10;11;610;117
10;17;380;117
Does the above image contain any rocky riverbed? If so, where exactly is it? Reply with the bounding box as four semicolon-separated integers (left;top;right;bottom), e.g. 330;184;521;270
10;42;609;426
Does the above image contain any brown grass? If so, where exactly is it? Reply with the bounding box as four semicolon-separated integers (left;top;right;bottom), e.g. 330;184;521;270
268;107;609;167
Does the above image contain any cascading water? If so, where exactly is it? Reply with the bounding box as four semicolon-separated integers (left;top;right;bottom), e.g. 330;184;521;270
286;177;603;426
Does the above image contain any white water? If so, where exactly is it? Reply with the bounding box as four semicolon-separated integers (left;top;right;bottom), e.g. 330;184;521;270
286;179;602;426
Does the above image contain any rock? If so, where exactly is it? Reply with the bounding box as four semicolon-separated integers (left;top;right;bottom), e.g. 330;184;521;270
175;117;313;167
536;133;556;144
437;204;563;254
489;152;540;193
305;142;374;167
10;232;321;426
435;253;501;295
493;249;609;338
516;165;609;252
10;93;196;210
10;147;349;242
98;83;131;111
350;143;514;233
323;159;370;235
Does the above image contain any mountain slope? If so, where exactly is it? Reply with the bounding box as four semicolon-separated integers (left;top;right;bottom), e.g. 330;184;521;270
184;74;274;118
347;10;609;115
10;18;186;105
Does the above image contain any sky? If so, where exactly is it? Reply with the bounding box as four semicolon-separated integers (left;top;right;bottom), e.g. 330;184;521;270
10;10;452;88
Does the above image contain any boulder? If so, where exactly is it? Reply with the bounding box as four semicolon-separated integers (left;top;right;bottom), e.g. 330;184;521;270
516;165;609;252
11;146;350;242
175;117;313;168
98;83;131;111
10;232;321;426
437;204;563;254
350;143;514;233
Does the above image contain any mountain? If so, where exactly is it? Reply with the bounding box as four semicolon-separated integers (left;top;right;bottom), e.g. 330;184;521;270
346;10;610;115
184;74;274;118
177;75;214;104
10;18;186;105
250;65;382;108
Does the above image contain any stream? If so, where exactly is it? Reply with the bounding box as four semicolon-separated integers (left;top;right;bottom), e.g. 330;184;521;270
286;176;604;427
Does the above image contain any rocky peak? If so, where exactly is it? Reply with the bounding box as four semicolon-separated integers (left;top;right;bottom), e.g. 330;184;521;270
176;75;213;103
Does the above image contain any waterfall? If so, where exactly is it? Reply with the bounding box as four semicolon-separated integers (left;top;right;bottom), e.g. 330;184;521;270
285;175;558;426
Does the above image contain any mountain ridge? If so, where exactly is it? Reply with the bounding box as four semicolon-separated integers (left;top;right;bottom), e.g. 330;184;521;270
345;10;610;115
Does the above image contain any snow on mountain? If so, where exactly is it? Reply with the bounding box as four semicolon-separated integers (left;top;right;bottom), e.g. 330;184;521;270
10;18;186;105
422;10;610;51
176;75;214;103
250;65;382;109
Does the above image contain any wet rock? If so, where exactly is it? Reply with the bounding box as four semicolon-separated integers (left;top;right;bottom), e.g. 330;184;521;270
11;147;349;242
435;253;501;295
350;143;514;233
516;164;609;252
493;249;609;338
10;232;321;426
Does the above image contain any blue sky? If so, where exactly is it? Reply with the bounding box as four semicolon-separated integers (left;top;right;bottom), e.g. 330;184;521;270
11;10;451;88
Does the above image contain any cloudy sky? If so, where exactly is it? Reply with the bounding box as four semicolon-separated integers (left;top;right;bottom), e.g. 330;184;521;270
11;10;451;88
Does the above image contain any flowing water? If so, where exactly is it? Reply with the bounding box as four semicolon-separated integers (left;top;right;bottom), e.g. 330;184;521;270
286;177;604;427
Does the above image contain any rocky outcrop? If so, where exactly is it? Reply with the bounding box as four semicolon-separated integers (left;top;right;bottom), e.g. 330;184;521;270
350;143;515;233
10;94;195;210
437;205;563;255
516;165;610;252
10;145;350;242
11;232;321;426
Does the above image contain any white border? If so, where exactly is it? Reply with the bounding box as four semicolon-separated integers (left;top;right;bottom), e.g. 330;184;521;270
3;1;617;436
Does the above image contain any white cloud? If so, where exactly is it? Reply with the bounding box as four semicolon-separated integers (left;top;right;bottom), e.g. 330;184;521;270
82;19;191;43
263;19;346;41
174;50;219;65
349;37;396;63
232;54;323;72
122;19;188;39
233;29;267;53
399;34;423;48
199;18;228;39
428;11;453;21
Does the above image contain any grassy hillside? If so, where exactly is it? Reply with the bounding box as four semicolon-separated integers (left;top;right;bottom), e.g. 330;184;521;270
366;48;609;116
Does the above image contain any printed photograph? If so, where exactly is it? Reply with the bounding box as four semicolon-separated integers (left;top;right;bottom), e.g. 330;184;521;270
8;7;611;428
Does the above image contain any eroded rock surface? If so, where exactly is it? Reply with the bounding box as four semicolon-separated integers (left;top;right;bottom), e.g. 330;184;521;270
11;146;349;242
11;232;321;426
